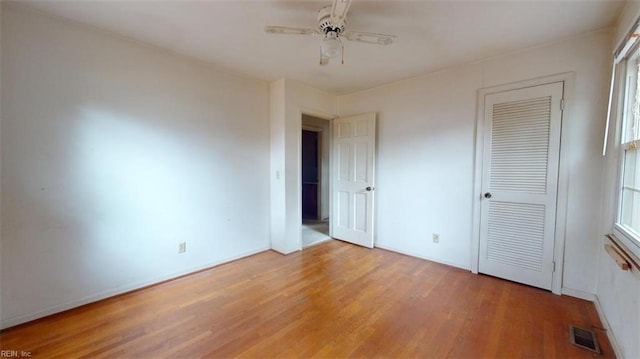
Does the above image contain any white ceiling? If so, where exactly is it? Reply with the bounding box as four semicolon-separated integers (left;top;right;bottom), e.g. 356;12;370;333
21;0;625;94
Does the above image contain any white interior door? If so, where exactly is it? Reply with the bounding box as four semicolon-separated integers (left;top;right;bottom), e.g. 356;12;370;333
479;82;563;290
332;113;376;248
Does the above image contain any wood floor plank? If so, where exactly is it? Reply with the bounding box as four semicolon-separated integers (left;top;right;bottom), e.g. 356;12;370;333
0;240;614;358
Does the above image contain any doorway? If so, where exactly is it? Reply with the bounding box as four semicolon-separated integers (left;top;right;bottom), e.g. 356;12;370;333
301;114;331;247
302;129;320;220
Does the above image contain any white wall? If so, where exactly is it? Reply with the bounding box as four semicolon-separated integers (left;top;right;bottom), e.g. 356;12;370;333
338;66;482;269
595;4;640;358
269;79;287;254
0;5;270;328
614;1;640;48
339;30;613;289
270;79;337;254
595;246;639;358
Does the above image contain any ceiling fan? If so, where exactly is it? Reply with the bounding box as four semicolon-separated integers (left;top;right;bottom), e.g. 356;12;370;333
265;0;397;65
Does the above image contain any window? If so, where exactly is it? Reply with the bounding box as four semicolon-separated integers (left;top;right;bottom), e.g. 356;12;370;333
615;43;640;254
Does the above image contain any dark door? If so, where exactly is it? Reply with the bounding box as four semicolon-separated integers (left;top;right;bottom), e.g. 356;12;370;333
302;130;319;220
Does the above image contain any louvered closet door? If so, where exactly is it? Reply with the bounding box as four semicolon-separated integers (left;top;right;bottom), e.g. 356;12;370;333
479;82;563;290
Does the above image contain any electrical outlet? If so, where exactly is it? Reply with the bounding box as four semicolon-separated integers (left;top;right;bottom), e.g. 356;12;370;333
178;242;186;253
432;234;440;243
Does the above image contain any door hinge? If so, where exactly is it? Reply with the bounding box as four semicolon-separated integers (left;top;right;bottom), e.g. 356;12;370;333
552;261;556;272
560;98;565;111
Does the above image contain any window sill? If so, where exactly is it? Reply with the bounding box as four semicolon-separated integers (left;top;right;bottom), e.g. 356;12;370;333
613;225;640;258
605;234;640;275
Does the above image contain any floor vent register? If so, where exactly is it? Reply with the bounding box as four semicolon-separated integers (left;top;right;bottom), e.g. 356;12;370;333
569;325;601;354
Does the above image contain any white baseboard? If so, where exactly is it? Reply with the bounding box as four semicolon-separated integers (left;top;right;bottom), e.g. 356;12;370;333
0;246;270;330
561;287;595;301
374;244;470;271
271;245;299;255
593;294;623;359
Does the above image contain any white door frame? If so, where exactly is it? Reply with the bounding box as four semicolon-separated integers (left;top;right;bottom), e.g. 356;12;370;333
471;73;575;295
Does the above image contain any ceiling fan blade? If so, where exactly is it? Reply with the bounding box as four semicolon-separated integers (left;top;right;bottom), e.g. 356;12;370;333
264;26;320;36
342;30;396;45
330;0;352;28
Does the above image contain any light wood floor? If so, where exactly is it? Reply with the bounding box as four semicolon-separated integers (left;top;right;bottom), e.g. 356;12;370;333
1;240;613;358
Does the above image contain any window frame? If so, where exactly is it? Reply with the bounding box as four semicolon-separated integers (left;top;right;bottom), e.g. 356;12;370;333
613;42;640;259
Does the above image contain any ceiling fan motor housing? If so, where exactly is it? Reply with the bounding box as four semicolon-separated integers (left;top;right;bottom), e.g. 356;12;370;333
318;5;344;34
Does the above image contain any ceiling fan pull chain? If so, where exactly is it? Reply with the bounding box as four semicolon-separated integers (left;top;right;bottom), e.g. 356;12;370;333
342;44;345;64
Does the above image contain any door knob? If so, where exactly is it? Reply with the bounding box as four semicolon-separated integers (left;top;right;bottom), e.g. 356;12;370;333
366;186;374;191
484;192;492;199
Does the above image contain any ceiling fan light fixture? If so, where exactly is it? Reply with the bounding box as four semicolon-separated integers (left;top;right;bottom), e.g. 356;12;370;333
321;31;342;58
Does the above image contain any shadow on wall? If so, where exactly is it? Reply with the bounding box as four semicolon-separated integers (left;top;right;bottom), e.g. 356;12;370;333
73;107;224;278
1;105;240;324
1;4;270;327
